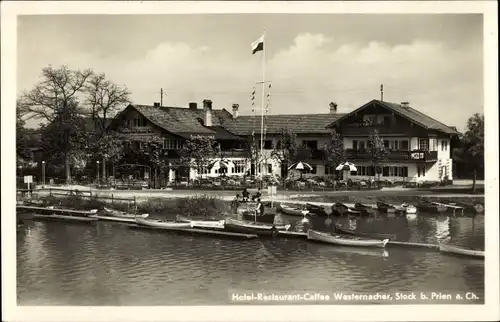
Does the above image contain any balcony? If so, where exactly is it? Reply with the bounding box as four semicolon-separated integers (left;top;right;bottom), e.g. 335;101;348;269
345;149;438;162
220;149;248;158
340;124;417;136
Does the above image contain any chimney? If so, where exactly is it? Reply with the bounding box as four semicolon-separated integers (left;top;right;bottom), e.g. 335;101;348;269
329;102;338;114
153;102;160;107
232;103;239;118
400;101;410;108
203;99;212;127
189;102;198;110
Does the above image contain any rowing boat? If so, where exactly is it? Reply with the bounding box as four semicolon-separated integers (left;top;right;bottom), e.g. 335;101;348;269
305;203;329;216
33;213;98;222
334;226;396;240
332;203;361;216
416;200;446;213
307;229;389;248
177;215;225;229
353;203;376;215
224;217;290;236
439;243;484;258
279;204;309;217
135;215;191;229
376;201;397;213
401;203;418;214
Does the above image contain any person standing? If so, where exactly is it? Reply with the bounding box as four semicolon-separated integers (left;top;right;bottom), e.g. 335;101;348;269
255;198;264;217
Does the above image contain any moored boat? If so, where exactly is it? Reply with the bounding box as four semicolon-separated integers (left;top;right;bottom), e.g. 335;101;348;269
431;201;464;214
332;203;361;216
135;215;192;229
439;243;484;258
33;213;98;222
177;215;225;229
224;217;290;236
279;204;309;217
353;203;376;215
334;226;395;240
401;203;418;214
416;200;445;213
305;203;329;216
376;201;397;214
307;229;389;248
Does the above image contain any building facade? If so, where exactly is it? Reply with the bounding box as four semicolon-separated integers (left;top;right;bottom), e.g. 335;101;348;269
110;98;458;184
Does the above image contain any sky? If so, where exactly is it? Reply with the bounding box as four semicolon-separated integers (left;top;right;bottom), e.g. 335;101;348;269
17;14;484;131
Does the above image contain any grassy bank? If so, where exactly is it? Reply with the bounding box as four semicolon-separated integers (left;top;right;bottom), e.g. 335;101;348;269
33;195;230;219
287;194;485;205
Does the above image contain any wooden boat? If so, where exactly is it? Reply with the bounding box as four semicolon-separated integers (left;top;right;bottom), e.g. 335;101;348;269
401;203;418;214
177;215;225;229
279;204;309;217
334;226;396;240
448;202;484;214
439;243;484;258
33;213;98;222
353;203;376;215
377;201;406;215
102;207;137;218
224;217;290;236
16;205;98;217
416;200;445;213
431;201;464;214
332;203;361;216
307;229;389;248
135;215;191;229
305;203;329;216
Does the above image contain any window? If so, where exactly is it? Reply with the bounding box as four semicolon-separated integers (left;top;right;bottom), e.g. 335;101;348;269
234;160;246;174
163;139;183;150
399;166;408;177
383;115;392;126
325;166;336;175
304;165;317;174
383;140;390;149
133;117;147;127
264;140;273;149
382;167;389;177
352;140;358;150
417;165;426;177
401;140;409;150
267;164;273;174
303;140;318;150
441;140;448;151
359;141;366;151
419;138;429;151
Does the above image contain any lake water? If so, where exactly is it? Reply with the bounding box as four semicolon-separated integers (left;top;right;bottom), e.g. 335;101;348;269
17;213;485;305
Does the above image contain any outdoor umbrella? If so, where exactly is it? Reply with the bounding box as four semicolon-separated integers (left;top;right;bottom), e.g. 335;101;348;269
209;159;235;170
335;162;357;172
288;161;313;179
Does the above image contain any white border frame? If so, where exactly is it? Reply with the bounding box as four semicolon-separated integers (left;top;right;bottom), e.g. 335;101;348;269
2;1;498;321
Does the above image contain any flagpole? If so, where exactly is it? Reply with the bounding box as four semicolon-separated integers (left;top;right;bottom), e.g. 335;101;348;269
260;29;266;178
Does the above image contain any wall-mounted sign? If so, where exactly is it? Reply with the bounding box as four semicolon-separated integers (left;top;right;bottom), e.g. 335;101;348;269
410;152;425;160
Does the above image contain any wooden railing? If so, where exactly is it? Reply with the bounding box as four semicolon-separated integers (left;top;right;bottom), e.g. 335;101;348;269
345;149;438;162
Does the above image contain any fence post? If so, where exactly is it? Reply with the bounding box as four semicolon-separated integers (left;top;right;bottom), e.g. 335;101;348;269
111;194;114;204
49;188;52;196
134;196;137;210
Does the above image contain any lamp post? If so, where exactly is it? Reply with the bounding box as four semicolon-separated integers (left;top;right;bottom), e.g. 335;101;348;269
96;161;100;186
41;161;46;186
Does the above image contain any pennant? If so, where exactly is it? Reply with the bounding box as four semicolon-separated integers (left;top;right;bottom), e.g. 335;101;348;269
251;34;264;54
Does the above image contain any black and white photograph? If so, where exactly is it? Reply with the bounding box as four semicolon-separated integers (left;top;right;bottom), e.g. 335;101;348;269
2;1;498;321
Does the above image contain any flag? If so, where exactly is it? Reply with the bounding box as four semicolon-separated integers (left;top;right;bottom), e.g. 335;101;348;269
251;34;264;54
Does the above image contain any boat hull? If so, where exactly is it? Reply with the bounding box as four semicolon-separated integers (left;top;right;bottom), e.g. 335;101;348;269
135;218;191;229
307;229;389;248
439;244;484;258
224;218;289;236
334;226;395;240
241;213;276;224
177;215;226;229
279;204;306;216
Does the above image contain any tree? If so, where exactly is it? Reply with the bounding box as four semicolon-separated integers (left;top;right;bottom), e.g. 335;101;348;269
323;129;345;178
84;72;131;179
271;128;299;181
18;65;93;183
125;136;170;188
454;113;484;192
90;132;125;184
366;129;388;183
179;135;219;180
16;103;30;163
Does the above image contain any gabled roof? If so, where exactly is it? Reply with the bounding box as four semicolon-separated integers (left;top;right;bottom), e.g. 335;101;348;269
115;104;240;140
222;113;346;136
327;99;459;135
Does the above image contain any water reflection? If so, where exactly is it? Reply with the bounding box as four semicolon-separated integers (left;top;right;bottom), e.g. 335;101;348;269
17;212;485;306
